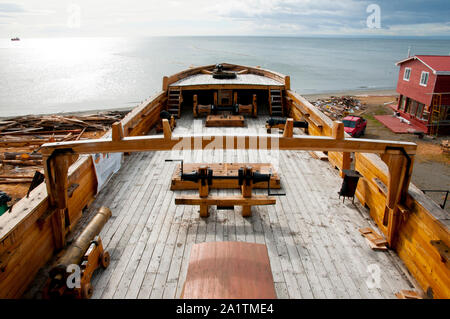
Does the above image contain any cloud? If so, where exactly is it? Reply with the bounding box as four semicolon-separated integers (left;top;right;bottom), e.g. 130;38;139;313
0;3;26;13
0;0;449;37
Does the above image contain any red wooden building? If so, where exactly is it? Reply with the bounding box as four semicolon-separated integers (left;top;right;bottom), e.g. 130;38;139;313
395;55;450;135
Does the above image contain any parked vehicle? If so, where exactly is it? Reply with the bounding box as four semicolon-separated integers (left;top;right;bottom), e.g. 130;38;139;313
343;115;367;137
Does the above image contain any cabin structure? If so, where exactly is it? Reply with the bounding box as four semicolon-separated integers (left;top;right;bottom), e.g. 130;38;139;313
0;63;448;300
395;55;450;135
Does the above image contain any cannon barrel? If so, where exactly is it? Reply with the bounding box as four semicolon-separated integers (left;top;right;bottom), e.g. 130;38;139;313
266;118;308;128
50;207;112;276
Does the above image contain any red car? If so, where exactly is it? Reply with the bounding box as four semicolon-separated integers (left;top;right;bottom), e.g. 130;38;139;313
342;116;367;137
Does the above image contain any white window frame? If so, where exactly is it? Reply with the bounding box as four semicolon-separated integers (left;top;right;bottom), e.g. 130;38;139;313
403;68;411;81
420;71;429;87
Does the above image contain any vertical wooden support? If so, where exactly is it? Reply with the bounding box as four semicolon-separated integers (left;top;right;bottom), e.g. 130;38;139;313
284;76;291;90
381;150;413;248
162;76;169;91
214;92;218;106
241;166;253;217
233;92;238;105
341;153;351;178
111;122;124;142
44;152;71;250
268;90;272;115
193;94;198;118
170;116;176;130
332;121;345;140
283;118;294;138
198;166;209;217
252;94;257;117
332;121;350;177
162;119;172;140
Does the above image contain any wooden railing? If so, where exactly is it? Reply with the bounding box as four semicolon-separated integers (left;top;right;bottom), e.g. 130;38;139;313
286;90;450;299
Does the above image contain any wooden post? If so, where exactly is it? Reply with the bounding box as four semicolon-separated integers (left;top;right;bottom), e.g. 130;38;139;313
193;94;198;118
162;76;169;91
252;94;257;117
233;92;238;105
111;122;124;142
284;76;291;91
162;119;172;140
241;166;253;217
332;121;345;140
332;121;350;177
44;152;71;250
283;118;294;138
198;166;209;217
341;152;351;178
214;92;218;106
381;150;413;248
268;90;272;115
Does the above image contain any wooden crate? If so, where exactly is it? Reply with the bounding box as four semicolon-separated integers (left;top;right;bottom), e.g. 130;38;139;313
170;163;281;190
205;115;245;127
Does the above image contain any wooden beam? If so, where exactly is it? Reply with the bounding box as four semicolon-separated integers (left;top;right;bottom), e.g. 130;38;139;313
162;119;172;140
381;150;414;247
283;118;294;138
40;134;417;156
332;121;345;140
111;122;124;142
175;195;276;206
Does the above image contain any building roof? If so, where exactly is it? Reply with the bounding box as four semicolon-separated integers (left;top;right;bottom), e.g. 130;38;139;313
396;55;450;75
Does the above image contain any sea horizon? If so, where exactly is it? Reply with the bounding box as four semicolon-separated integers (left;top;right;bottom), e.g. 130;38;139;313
1;36;450;117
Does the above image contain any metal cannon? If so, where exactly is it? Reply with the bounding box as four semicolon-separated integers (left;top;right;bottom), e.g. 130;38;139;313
44;206;112;299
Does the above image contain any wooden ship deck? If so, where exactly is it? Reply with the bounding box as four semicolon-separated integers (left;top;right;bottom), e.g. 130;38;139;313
75;114;415;299
1;63;448;299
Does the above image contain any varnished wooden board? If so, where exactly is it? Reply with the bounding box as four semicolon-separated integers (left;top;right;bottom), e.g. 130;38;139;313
170;163;281;190
182;242;277;299
175;195;276;206
205;115;245;127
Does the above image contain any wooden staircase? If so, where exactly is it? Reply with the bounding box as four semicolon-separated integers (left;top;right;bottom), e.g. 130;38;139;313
269;89;283;117
167;88;182;118
430;93;442;136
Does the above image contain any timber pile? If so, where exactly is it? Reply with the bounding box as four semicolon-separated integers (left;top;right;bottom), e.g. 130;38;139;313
0;111;128;204
0;111;128;135
441;140;449;154
311;96;366;120
0;111;128;149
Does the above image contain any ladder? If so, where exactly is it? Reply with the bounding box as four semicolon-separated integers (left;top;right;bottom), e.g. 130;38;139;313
430;93;442;136
167;88;182;118
269;89;283;117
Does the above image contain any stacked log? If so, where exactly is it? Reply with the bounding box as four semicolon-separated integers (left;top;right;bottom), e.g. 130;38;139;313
441;140;449;154
0;111;128;134
0;111;129;203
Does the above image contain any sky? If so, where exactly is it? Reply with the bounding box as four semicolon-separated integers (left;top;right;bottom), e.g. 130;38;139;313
0;0;450;37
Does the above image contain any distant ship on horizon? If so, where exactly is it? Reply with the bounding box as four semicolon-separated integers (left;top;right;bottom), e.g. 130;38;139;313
11;37;20;41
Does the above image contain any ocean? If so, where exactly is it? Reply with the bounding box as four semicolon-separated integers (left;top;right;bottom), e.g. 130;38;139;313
1;36;450;117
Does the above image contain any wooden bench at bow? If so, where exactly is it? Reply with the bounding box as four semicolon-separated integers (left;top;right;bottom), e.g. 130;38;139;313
181;242;277;299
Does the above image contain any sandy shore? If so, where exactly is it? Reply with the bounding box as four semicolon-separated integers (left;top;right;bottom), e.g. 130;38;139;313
302;88;397;101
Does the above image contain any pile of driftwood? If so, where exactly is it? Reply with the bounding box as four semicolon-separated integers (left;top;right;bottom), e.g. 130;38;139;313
441;140;450;154
0;111;128;148
311;96;366;120
0;111;128;186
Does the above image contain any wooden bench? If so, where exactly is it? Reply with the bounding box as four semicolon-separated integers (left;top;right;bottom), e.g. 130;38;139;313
181;242;277;299
205;115;245;127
